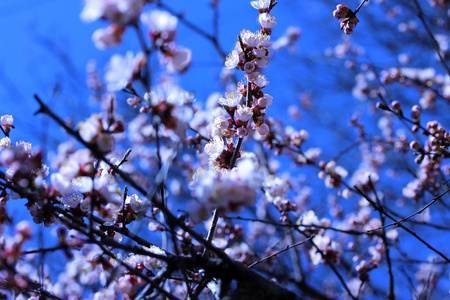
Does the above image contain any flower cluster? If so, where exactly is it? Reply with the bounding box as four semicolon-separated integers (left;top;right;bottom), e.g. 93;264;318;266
0;128;48;203
126;83;195;143
309;234;342;265
380;67;449;109
263;175;297;215
189;155;263;216
81;0;145;49
78;114;125;153
81;0;145;25
83;1;192;90
221;28;275;137
318;160;348;189
190;1;280;217
297;210;330;234
141;10;192;73
333;4;360;35
409;121;450;165
105;52;147;92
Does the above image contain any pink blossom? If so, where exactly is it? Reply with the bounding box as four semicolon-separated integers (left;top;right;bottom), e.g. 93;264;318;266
235;105;253;122
225;49;240;69
256;123;269;135
244;61;256;73
81;0;145;25
250;0;271;12
141;10;177;43
167;47;192;73
218;91;242;108
259;13;277;34
0;137;12;149
105;51;145;91
92;24;125;49
236;127;248;138
333;4;351;19
1;115;13;125
214;116;229;129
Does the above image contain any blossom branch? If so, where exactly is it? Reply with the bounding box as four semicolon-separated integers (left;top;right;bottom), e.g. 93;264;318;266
32;94;299;299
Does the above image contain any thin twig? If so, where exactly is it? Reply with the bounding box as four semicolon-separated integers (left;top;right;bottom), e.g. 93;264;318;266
367;187;450;233
354;0;368;15
411;0;450;76
248;235;313;269
368;178;395;300
203;209;220;257
355;186;450;263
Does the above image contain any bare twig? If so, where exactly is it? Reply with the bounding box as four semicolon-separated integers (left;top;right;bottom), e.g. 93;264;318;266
411;0;450;76
248;235;313;269
367;187;450;233
368;178;395;300
355;186;450;263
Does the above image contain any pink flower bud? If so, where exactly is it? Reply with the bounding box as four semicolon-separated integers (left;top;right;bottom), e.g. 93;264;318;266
415;155;424;164
258;97;268;107
411;105;421;121
256;123;269;135
333;4;351;19
1;115;13;125
127;97;141;107
410;141;421;151
391;100;403;116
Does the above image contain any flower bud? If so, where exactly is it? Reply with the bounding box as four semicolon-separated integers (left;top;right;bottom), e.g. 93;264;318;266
415;155;424;164
391;100;403;116
256;123;269;135
127;97;141;107
411;105;421;122
409;141;421;151
333;4;351;19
